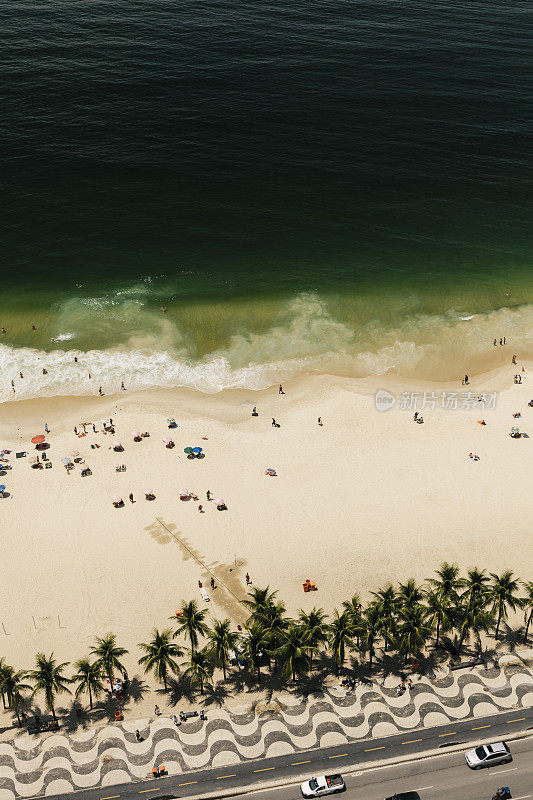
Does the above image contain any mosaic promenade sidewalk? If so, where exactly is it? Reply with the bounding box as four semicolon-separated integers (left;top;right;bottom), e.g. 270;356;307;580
1;656;532;798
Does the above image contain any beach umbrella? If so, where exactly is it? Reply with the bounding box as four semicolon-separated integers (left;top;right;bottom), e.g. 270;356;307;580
214;499;223;506
61;457;72;464
112;497;122;504
0;485;5;494
112;441;123;447
192;447;203;454
178;488;188;497
131;430;141;438
184;447;193;454
163;437;172;443
31;435;46;444
70;451;80;458
511;426;519;432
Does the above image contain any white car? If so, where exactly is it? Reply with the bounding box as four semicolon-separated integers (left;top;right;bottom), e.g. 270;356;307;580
465;741;512;769
300;774;346;797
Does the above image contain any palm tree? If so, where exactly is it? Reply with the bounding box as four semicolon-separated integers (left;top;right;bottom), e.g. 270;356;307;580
73;658;105;710
521;581;533;642
328;610;354;675
463;567;490;611
1;666;31;727
427;562;464;605
272;624;310;681
182;648;213;695
206;619;239;680
398;578;424;612
0;658;9;709
257;600;289;674
456;598;494;654
342;593;363;649
424;588;454;648
27;653;72;720
359;603;383;671
242;624;266;682
171;601;208;653
90;634;128;694
488;570;522;639
298;607;328;668
138;629;183;691
243;586;278;626
396;606;432;661
371;585;397;652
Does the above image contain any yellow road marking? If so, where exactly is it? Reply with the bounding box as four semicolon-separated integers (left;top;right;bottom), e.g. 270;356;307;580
139;790;158;794
291;760;311;765
472;724;491;730
254;767;275;772
100;796;120;799
507;717;525;723
439;732;457;737
329;753;348;758
178;782;198;786
402;739;422;744
365;746;386;751
217;774;237;779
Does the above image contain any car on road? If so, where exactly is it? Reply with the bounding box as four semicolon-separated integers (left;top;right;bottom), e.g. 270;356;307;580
300;773;346;797
465;741;512;769
384;793;421;800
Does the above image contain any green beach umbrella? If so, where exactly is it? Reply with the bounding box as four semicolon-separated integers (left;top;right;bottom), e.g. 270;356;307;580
184;447;194;454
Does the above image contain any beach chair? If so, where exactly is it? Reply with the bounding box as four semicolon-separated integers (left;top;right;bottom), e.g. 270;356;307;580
114;710;123;721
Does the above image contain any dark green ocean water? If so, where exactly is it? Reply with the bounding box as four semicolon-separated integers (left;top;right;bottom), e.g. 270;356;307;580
1;0;531;398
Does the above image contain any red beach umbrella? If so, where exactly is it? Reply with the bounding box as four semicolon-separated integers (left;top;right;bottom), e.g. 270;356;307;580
31;435;46;444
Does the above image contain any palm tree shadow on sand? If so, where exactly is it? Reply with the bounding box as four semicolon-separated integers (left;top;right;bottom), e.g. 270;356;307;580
168;674;197;705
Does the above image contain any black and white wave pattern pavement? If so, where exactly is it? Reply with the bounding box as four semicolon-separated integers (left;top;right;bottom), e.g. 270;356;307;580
0;660;532;798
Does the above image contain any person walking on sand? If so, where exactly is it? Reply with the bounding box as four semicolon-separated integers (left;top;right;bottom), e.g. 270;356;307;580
99;386;104;396
92;424;97;433
493;338;497;346
19;372;23;379
206;489;211;500
318;417;323;425
503;336;506;344
44;422;49;433
245;572;251;585
121;381;126;390
198;504;203;513
272;417;277;427
279;384;284;394
499;338;503;346
512;354;517;364
129;492;134;504
464;374;469;385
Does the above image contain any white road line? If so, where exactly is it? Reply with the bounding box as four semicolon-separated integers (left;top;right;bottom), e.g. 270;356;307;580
414;788;434;792
491;767;518;775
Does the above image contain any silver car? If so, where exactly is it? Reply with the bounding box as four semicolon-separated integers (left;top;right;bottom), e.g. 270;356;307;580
465;741;511;769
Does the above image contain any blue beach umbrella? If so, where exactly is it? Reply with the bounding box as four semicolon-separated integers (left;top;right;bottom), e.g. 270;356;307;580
0;485;5;495
192;447;203;454
61;457;72;464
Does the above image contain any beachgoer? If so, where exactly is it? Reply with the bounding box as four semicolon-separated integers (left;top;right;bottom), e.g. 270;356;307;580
272;418;276;427
19;372;23;379
135;730;141;741
499;338;502;346
503;336;506;344
92;424;97;432
512;355;517;364
493;338;497;346
74;356;78;362
198;504;203;513
74;426;77;435
198;580;202;588
1;328;5;333
99;387;103;396
279;384;284;394
161;306;166;313
252;406;258;416
206;489;211;500
245;572;251;585
414;412;418;421
129;493;134;504
318;417;322;425
42;368;47;374
210;576;215;589
31;324;36;330
44;422;49;433
154;705;160;716
110;418;113;425
11;380;14;388
121;381;125;391
464;374;469;385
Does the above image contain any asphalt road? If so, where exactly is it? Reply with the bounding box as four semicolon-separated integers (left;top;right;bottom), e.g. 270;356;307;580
64;705;533;800
229;737;533;800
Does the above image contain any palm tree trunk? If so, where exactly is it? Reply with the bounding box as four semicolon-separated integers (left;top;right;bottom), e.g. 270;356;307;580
199;675;204;695
222;661;227;680
163;673;168;692
89;685;93;709
51;701;57;721
1;692;6;710
15;704;21;727
435;615;441;648
524;610;532;642
368;639;373;671
495;604;502;639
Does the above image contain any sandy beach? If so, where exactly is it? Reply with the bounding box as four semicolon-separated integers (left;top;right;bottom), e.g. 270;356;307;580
0;360;531;727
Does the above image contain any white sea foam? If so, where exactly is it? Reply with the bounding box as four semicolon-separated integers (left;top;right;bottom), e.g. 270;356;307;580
1;294;532;403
